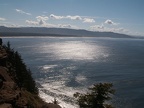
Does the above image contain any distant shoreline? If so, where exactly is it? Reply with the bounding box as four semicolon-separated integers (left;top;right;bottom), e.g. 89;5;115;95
1;36;137;39
0;26;136;38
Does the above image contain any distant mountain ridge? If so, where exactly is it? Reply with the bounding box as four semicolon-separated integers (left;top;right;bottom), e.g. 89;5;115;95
0;26;132;38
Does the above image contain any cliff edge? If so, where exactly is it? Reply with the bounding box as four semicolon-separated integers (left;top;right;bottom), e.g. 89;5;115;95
0;38;61;108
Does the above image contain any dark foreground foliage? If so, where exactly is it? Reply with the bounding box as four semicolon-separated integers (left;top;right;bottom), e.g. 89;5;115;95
74;83;115;108
3;42;38;94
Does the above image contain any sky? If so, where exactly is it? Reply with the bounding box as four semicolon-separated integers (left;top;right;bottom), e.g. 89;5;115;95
0;0;144;36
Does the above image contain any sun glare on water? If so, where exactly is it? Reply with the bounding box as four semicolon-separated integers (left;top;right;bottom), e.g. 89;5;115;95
40;41;108;60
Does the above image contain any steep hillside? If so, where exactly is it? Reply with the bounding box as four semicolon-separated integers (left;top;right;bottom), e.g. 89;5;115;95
0;38;61;108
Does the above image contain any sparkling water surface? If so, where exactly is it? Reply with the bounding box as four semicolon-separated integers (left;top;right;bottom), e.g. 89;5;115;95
2;37;144;108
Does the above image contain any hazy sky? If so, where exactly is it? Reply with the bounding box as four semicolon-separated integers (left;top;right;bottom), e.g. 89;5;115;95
0;0;144;36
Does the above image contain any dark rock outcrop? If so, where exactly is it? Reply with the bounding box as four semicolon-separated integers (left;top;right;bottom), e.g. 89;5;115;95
0;38;2;45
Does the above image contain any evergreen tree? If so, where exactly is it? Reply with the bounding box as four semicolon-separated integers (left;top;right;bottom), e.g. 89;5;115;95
3;42;38;94
74;83;115;108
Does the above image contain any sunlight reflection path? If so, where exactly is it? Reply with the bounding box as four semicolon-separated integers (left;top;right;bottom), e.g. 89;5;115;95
40;41;108;60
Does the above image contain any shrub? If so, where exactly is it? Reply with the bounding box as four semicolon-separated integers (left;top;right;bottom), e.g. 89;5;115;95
74;83;115;108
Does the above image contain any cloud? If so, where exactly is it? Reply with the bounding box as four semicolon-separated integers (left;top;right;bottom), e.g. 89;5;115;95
36;16;49;25
95;25;104;29
36;16;49;21
50;14;64;19
26;20;39;25
50;14;82;20
58;24;78;29
0;23;24;27
66;15;82;20
26;19;55;27
112;28;128;33
90;24;104;31
15;9;31;15
50;14;96;23
90;24;129;34
83;18;95;23
0;17;6;21
25;18;78;28
104;19;118;25
59;24;72;28
26;16;57;27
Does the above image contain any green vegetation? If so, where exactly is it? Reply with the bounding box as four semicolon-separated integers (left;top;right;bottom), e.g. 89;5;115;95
74;83;115;108
3;42;38;94
1;41;115;108
0;41;61;107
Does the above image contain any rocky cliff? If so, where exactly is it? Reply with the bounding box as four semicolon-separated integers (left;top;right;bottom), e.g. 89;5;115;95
0;38;61;108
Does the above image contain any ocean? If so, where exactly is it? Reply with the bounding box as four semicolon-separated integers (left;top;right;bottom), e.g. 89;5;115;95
2;37;144;108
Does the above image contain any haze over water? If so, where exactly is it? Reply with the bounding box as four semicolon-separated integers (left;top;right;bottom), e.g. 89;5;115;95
3;37;144;108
